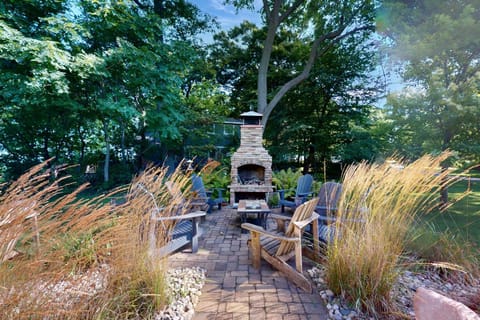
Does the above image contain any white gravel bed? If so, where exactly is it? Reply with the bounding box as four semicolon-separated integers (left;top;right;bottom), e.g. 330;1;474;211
1;264;205;320
156;266;206;320
308;266;480;319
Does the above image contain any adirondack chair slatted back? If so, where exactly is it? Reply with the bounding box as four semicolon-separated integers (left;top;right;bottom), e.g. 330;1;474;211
165;181;186;215
276;198;318;256
191;174;208;198
296;174;313;196
317;182;342;209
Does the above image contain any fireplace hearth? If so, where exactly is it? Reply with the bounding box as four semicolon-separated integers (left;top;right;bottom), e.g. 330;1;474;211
229;111;273;206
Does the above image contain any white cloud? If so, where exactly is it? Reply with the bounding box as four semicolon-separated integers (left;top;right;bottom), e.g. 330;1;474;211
209;0;236;14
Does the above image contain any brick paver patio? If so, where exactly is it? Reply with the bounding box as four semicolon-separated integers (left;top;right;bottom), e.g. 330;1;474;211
168;206;329;320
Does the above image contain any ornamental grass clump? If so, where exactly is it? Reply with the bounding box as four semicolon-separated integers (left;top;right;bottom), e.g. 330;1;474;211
97;164;193;318
325;153;453;316
0;161;192;319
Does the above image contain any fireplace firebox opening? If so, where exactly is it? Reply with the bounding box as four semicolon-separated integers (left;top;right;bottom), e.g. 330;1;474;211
237;164;265;185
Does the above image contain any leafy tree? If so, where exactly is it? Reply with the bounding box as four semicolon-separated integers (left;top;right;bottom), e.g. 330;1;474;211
0;0;219;184
210;19;380;169
381;0;480;157
0;6;100;177
226;0;376;127
380;0;480;203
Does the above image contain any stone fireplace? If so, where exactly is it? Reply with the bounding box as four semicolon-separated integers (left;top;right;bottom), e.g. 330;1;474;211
229;111;273;206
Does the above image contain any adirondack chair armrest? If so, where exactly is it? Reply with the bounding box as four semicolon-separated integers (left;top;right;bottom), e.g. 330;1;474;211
206;188;224;200
296;191;314;198
192;196;209;201
292;212;319;230
277;189;294;200
152;210;206;221
270;213;292;221
315;211;365;224
270;213;293;232
241;223;300;242
316;213;338;224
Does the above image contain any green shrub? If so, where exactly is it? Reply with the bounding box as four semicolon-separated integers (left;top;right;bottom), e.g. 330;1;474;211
272;168;303;197
200;161;231;200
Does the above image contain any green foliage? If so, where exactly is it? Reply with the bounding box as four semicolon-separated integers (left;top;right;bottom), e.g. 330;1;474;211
381;0;480;161
266;191;280;207
201;165;230;199
0;0;223;186
57;232;98;272
210;16;379;166
272;168;303;197
225;0;376;128
406;223;479;275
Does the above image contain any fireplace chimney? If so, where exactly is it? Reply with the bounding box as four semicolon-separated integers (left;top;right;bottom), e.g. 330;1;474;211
229;112;273;206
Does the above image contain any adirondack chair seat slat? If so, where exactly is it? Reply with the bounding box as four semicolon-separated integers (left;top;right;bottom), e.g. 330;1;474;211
260;236;283;253
262;241;281;256
171;220;193;239
153;212;205;258
318;224;336;243
150;179;207;259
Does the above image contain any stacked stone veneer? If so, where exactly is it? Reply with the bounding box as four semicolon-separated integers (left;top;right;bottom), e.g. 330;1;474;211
230;124;273;206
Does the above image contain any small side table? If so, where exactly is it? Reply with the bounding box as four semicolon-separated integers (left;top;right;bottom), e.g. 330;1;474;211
237;200;271;231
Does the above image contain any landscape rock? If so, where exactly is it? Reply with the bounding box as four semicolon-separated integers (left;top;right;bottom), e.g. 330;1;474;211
309;265;480;319
414;287;480;320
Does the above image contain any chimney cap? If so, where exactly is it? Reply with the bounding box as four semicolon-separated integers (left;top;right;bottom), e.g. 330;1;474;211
240;111;263;118
240;111;263;125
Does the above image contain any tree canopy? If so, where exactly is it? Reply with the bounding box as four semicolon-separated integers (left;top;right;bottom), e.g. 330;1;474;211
210;15;381;169
227;0;377;127
0;0;227;182
380;0;480;164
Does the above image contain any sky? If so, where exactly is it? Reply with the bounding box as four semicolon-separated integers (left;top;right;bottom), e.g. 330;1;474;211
189;0;262;39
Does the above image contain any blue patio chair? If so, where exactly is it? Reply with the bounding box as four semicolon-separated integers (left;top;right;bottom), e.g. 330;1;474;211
314;181;343;243
191;174;224;213
136;181;206;258
278;174;314;213
313;181;367;243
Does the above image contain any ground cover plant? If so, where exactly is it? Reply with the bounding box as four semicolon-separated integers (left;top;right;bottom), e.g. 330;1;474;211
324;152;479;317
0;160;193;319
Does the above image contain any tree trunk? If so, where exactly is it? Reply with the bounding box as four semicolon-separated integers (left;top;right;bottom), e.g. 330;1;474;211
103;120;110;183
257;3;279;116
439;129;453;209
43;131;50;161
256;0;373;128
120;121;126;165
439;166;449;210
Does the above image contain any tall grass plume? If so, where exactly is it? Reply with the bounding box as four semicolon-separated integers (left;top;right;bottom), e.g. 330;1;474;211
325;152;456;316
0;160;193;319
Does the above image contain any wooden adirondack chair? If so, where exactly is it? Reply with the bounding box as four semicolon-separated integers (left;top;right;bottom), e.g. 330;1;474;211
278;174;314;213
191;174;224;213
241;198;320;292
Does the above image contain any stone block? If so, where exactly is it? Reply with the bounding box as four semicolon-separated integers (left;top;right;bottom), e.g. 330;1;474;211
414;287;479;320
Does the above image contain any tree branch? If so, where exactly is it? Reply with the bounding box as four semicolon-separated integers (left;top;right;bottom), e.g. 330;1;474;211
132;0;149;10
262;0;271;23
262;24;374;126
278;0;304;24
